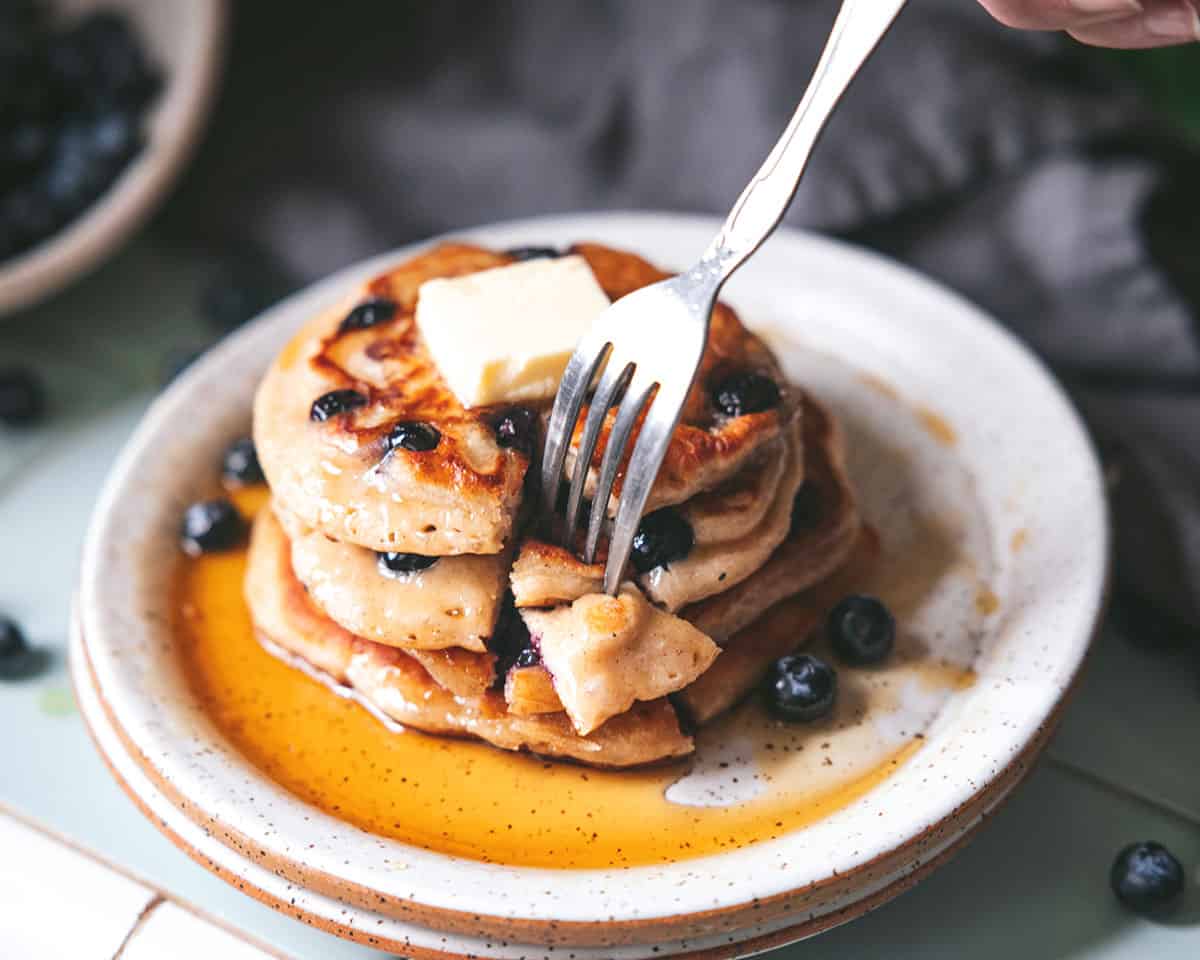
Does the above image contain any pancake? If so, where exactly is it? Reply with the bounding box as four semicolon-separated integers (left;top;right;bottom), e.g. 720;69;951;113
245;510;692;767
255;242;788;556
255;244;526;556
640;413;804;611
681;396;860;643
277;503;509;652
520;586;720;736
500;401;860;720
510;408;803;612
563;244;793;515
675;530;878;726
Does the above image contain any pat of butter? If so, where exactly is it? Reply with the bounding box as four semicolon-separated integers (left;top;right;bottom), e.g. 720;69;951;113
416;255;610;408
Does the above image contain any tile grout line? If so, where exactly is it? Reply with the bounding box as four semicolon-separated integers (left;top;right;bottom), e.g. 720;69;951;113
1045;750;1200;829
110;893;165;960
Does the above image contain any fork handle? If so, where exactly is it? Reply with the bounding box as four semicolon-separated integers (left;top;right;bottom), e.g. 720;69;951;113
700;0;908;282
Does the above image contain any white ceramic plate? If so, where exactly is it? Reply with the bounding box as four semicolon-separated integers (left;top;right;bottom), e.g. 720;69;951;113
75;213;1108;956
0;0;227;316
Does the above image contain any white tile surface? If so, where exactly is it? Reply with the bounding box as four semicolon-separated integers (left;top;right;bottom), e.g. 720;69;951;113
123;902;281;960
0;813;156;960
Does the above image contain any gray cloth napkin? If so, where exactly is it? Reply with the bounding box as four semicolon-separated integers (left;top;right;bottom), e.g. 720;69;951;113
165;0;1200;647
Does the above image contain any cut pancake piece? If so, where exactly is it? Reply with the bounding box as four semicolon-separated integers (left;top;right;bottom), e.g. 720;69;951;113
408;647;496;698
510;539;604;608
520;585;720;736
682;396;860;643
641;413;805;612
254;243;528;556
278;503;508;653
245;510;692;767
676;529;879;725
503;665;562;716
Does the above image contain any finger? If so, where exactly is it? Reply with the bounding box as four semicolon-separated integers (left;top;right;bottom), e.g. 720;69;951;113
978;0;1144;30
1068;0;1200;45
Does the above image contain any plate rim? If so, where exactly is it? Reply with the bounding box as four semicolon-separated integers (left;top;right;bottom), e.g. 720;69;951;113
70;610;1080;958
77;211;1110;940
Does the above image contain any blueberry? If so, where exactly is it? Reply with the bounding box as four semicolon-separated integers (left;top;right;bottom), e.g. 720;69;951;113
504;246;561;262
388;421;440;452
0;617;27;660
764;654;837;722
43;128;106;218
827;595;895;666
488;406;537;454
514;645;541;668
630;508;694;573
488;595;533;668
1;121;50;175
2;187;58;246
790;482;823;535
0;366;46;426
712;372;781;418
0;616;45;681
181;498;246;555
66;11;160;108
310;389;367;422
338;297;397;334
377;552;439;577
87;109;140;168
221;437;263;487
1110;842;1185;913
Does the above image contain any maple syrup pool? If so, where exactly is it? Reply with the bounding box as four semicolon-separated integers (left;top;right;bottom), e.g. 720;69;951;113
175;487;979;870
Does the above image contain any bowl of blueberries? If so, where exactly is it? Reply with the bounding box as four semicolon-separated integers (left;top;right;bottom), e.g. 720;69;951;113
0;0;226;316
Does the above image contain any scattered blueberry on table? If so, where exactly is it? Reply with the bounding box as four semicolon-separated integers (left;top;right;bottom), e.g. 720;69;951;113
0;365;46;426
630;507;694;573
377;552;439;578
220;437;263;487
0;3;161;262
1110;842;1185;913
181;498;246;556
0;615;46;681
764;653;837;722
828;594;896;666
712;372;781;418
388;420;441;452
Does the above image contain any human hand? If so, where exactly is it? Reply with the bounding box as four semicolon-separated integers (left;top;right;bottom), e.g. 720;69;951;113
978;0;1200;47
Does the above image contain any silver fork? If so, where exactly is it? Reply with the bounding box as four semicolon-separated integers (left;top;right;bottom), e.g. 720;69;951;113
540;0;908;595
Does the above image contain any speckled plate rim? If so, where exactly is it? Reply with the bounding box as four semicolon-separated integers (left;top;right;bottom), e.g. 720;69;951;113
77;212;1108;941
70;606;1076;959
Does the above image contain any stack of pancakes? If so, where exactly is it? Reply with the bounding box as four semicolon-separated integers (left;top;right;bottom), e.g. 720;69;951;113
249;242;862;768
